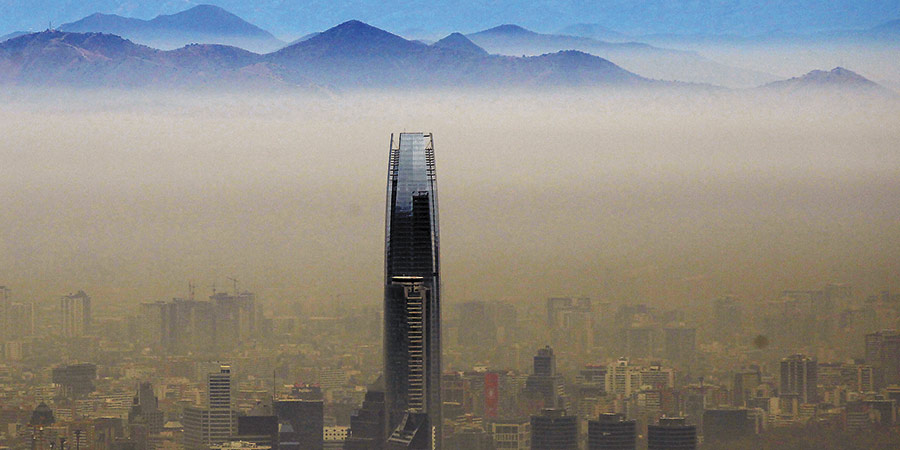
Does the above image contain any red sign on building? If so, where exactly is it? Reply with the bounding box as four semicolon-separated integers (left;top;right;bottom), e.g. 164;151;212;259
485;372;499;419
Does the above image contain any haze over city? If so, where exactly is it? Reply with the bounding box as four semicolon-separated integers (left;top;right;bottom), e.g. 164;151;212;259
1;1;900;449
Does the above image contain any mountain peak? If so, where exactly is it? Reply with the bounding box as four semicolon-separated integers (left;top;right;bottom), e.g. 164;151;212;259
432;32;488;55
152;5;271;36
763;66;897;97
479;24;536;35
797;67;877;85
57;5;282;52
285;20;424;57
322;20;396;38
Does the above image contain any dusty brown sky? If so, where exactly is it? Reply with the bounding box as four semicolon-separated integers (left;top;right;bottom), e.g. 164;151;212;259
1;88;898;312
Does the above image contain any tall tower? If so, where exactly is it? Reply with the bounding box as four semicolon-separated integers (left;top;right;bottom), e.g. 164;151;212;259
779;354;818;404
207;364;235;445
384;132;441;448
59;290;91;337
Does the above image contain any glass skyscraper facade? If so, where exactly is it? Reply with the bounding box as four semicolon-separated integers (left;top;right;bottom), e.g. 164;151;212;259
383;132;442;449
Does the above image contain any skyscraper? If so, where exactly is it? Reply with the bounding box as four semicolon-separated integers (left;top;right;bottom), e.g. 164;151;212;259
588;413;636;450
208;365;236;444
184;364;235;450
59;290;91;337
530;409;578;450
525;346;564;410
779;354;818;405
383;132;441;449
647;417;696;450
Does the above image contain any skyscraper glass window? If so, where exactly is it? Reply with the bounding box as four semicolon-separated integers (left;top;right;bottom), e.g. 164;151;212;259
383;133;441;449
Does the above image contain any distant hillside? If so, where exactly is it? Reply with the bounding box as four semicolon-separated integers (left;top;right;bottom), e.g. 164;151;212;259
59;5;284;53
1;31;29;42
283;32;321;48
264;20;646;88
466;24;779;88
0;22;651;89
0;30;279;87
761;67;898;97
432;32;488;56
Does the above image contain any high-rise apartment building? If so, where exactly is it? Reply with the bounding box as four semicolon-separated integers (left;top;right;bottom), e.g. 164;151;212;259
779;354;818;405
606;358;642;397
59;290;91;337
383;132;442;449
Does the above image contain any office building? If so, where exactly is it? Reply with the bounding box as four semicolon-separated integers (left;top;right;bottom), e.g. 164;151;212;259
525;346;564;410
587;413;636;450
346;387;387;450
530;409;577;450
383;132;442;449
236;415;279;449
184;365;236;450
128;382;164;435
865;330;900;388
780;354;818;404
647;418;696;450
52;363;97;398
275;399;324;450
732;370;761;407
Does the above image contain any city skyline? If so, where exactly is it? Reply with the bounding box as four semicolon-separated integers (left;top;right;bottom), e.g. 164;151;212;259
1;2;899;450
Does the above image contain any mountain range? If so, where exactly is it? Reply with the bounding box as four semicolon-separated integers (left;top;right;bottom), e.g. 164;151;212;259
0;21;647;89
4;4;897;89
465;25;779;87
56;5;284;53
0;17;894;97
762;67;899;98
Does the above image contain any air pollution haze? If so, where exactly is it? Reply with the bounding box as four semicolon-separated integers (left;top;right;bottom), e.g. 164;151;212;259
4;3;900;449
2;88;898;312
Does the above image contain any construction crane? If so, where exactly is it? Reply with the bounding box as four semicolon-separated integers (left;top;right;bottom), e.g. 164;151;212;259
227;277;239;295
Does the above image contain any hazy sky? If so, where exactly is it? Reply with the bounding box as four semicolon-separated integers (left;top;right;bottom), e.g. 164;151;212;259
1;0;899;37
2;88;898;313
